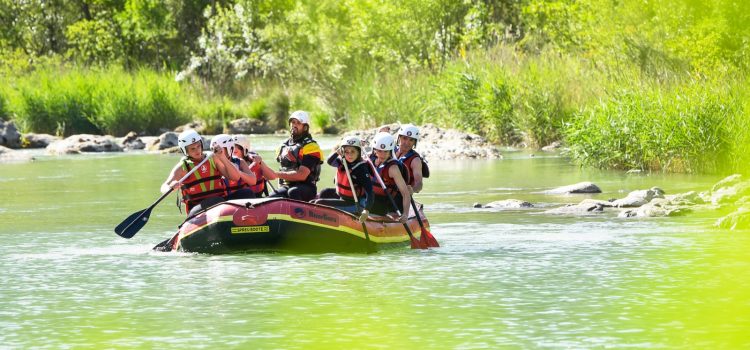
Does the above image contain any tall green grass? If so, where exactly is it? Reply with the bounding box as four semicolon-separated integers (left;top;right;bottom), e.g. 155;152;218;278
8;67;188;136
0;90;9;121
564;78;740;173
2;47;747;175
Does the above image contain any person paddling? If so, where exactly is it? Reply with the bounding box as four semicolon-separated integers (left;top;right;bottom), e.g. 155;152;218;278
369;132;411;222
268;110;324;201
312;135;373;222
161;130;240;216
394;124;428;194
233;134;275;197
210;134;257;200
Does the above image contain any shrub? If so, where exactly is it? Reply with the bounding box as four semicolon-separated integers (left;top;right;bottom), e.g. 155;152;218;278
16;71;101;136
564;83;735;173
192;98;242;135
0;91;9;121
247;98;268;120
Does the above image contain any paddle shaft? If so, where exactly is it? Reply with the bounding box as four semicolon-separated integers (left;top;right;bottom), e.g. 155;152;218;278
117;154;211;238
342;155;371;248
365;158;423;248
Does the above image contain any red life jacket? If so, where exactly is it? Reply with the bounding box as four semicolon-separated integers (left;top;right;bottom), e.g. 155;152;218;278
372;158;406;197
241;154;266;195
248;162;265;195
335;160;366;200
179;155;226;211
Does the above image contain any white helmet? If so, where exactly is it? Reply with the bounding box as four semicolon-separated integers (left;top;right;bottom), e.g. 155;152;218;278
341;135;363;149
233;134;251;156
288;110;310;125
398;124;420;140
177;129;203;155
210;134;235;154
372;132;395;151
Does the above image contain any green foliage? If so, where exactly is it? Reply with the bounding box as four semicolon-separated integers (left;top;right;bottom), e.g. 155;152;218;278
337;67;434;129
65;19;123;66
564;81;737;173
310;111;333;134
0;93;8;121
2;0;749;175
266;90;290;131
478;75;517;144
15;70;101;136
514;60;574;148
247;99;268;120
191;98;243;135
11;67;187;136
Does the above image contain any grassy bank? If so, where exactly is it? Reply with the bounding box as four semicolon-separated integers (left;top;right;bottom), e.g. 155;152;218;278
2;48;748;175
3;66;188;136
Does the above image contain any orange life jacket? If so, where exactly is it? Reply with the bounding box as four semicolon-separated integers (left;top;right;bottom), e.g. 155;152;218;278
180;155;226;211
335;160;366;200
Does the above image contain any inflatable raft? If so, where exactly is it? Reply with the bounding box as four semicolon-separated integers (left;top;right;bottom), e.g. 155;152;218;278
162;197;430;253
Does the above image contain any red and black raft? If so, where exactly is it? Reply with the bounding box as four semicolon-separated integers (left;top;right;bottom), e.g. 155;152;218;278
166;197;430;253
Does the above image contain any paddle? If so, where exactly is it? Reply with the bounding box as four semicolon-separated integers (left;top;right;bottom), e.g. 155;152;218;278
365;158;426;249
115;154;211;239
342;153;372;252
410;199;439;247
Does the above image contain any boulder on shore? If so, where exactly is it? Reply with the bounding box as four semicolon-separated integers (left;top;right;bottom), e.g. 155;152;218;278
22;133;60;148
225;118;273;134
175;121;207;134
118;131;146;151
715;206;750;230
347;123;502;160
543;182;602;194
0;145;35;163
0;120;21;148
541;141;563;152
543;199;611;215
46;134;123;154
147;132;179;151
618;198;690;218
611;187;665;207
475;199;534;209
710;177;750;205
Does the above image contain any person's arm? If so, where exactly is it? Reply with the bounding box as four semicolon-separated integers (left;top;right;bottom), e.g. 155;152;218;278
250;153;278;180
389;165;411;223
236;158;257;185
160;162;185;194
276;166;311;182
326;148;342;167
410;157;423;193
213;148;241;181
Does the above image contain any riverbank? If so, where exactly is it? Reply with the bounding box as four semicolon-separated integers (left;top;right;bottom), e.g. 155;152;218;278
0;120;503;160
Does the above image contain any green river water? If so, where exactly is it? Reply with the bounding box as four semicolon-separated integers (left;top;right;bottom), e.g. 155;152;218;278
1;135;749;349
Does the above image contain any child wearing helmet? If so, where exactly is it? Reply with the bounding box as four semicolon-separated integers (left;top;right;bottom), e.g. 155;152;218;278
395;123;428;193
312;135;373;222
232;134;276;197
269;110;324;202
369;132;412;222
161;129;241;216
210;134;257;200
